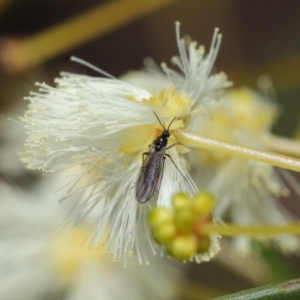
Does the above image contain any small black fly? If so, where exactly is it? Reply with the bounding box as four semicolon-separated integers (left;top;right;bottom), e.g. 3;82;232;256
135;112;182;203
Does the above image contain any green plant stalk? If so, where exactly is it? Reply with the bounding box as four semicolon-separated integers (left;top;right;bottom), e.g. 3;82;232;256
175;130;300;173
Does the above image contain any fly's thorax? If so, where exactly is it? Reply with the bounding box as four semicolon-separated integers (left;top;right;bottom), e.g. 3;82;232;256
153;130;170;151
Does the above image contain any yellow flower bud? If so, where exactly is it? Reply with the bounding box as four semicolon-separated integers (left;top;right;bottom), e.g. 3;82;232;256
193;191;215;215
153;220;176;244
172;192;192;210
170;235;197;261
148;207;173;228
174;208;195;232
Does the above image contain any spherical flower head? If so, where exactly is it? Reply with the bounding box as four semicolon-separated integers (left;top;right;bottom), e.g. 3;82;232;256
190;87;300;254
20;23;230;263
225;88;278;133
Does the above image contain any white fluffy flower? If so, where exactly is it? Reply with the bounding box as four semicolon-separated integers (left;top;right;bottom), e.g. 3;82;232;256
190;87;300;254
0;176;179;300
20;23;230;263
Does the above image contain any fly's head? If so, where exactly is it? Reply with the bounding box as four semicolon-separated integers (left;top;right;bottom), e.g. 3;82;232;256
152;111;177;151
163;130;170;138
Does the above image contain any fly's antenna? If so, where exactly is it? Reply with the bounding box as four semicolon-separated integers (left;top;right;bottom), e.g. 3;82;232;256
153;111;166;130
167;116;177;130
153;111;177;131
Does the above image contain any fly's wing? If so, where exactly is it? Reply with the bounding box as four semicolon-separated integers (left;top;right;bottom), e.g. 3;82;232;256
135;146;165;203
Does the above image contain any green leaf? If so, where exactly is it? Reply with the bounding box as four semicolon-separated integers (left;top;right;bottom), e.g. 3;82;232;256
210;278;300;300
258;243;296;282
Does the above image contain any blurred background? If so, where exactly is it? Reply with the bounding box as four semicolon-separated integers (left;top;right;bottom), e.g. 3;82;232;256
0;0;300;299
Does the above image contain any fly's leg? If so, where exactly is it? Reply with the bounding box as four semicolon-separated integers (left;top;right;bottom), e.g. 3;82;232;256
142;144;155;162
165;142;188;182
164;153;189;183
166;142;180;150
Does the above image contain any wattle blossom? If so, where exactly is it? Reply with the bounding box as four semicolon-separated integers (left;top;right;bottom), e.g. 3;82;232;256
20;23;230;263
190;86;300;254
0;176;179;300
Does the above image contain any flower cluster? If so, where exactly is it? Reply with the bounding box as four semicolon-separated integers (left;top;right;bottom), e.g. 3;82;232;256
20;22;231;263
148;191;219;262
0;105;179;299
191;86;300;254
20;21;300;264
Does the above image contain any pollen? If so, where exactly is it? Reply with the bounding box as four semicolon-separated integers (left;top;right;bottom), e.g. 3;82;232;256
144;87;192;119
119;88;190;158
195;87;279;166
227;88;278;133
